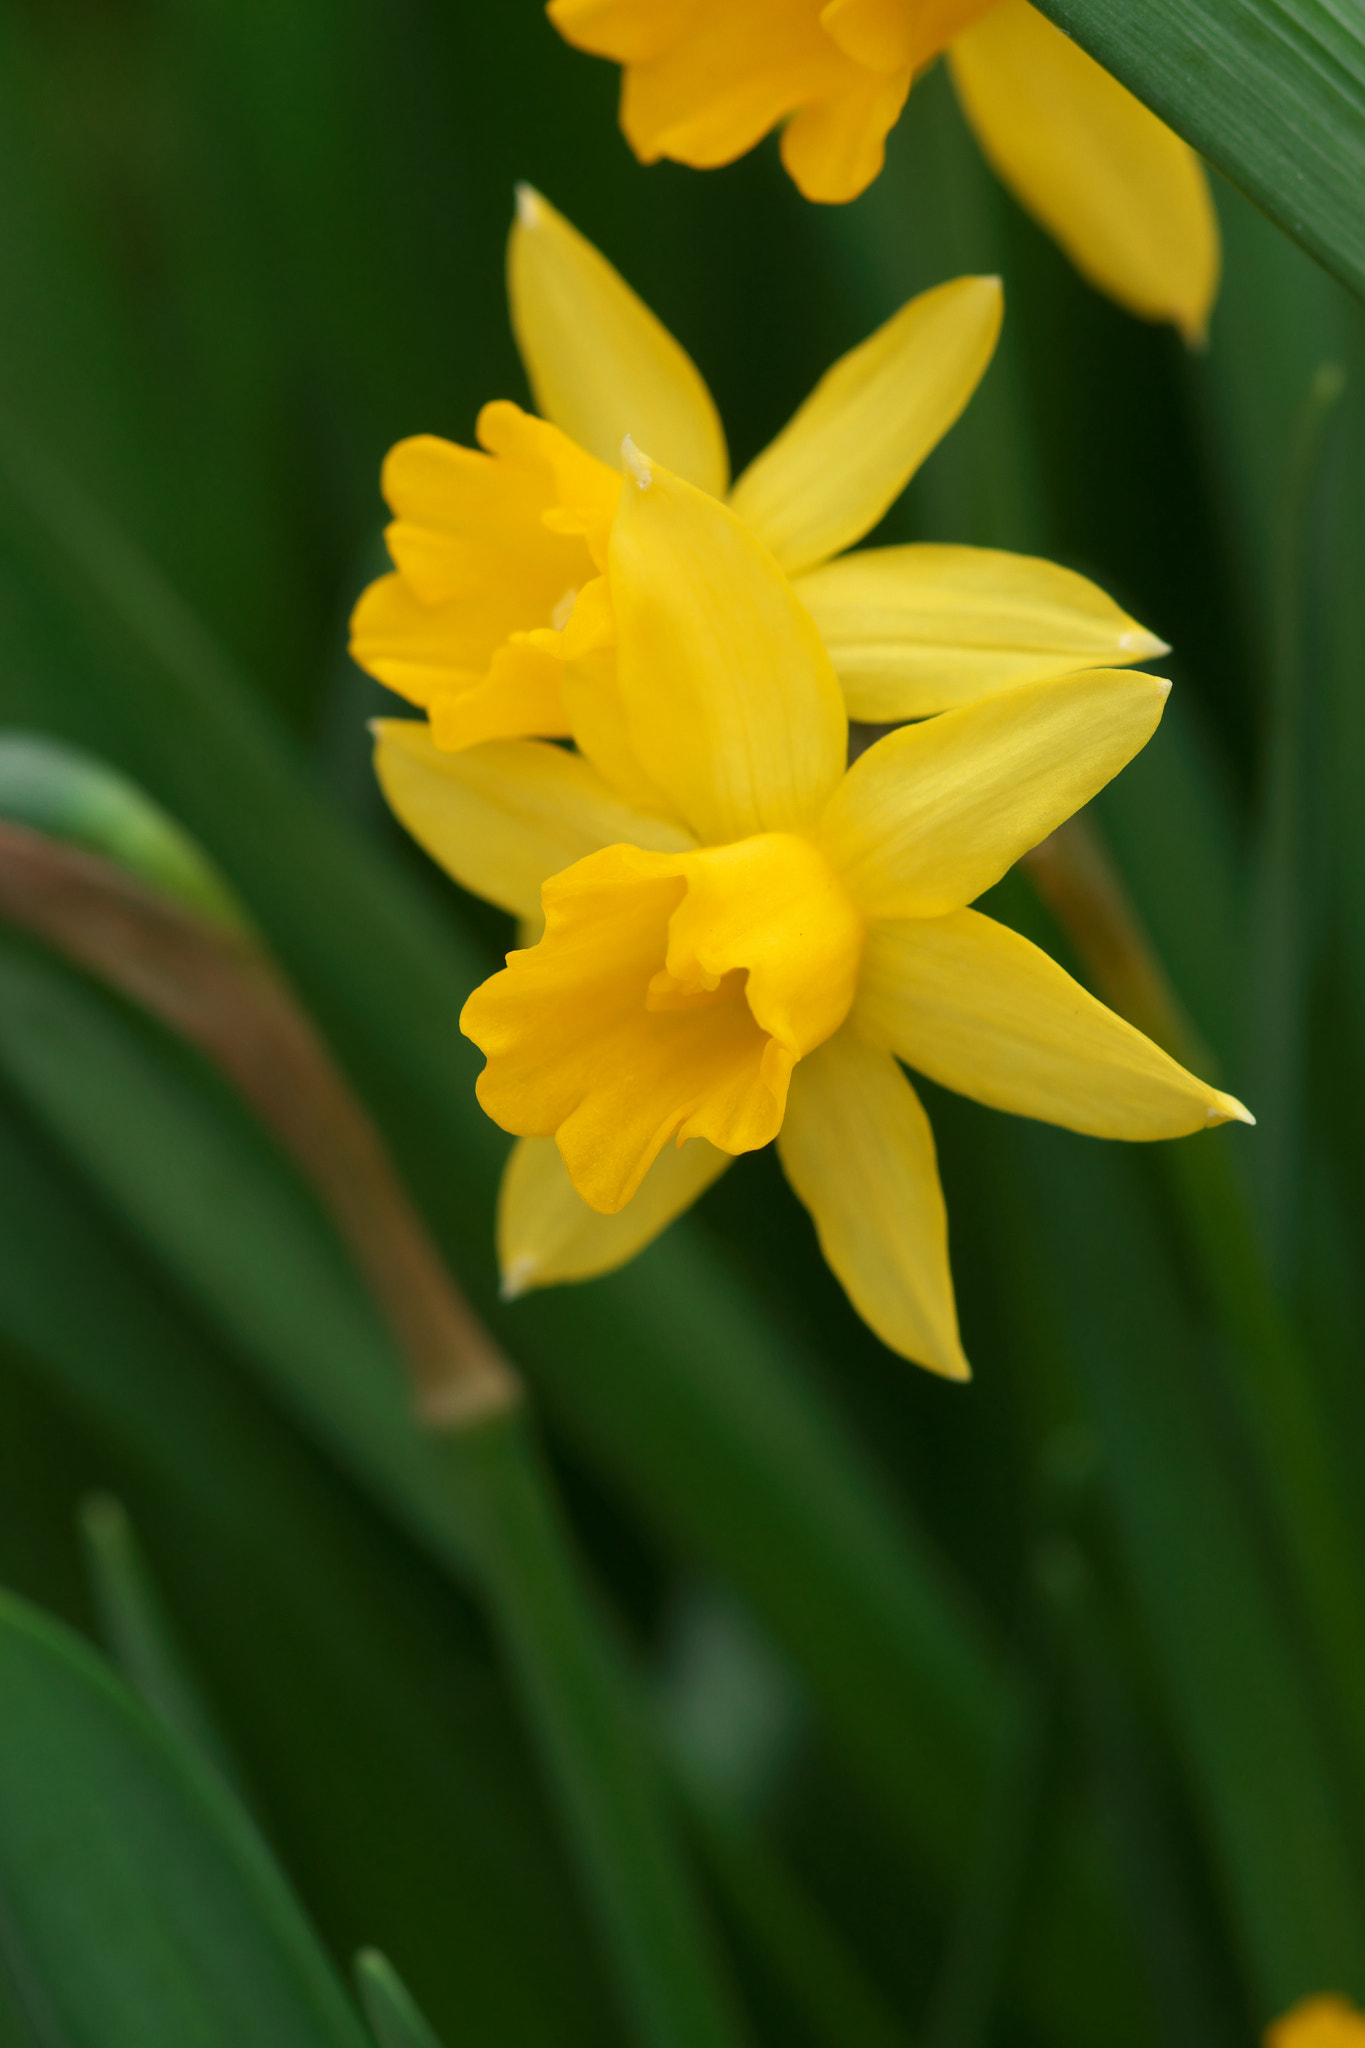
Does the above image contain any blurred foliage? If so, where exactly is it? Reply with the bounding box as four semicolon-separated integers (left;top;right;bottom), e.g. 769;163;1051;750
1;2;1365;2045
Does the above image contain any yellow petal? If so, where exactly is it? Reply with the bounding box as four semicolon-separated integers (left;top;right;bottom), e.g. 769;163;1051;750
372;721;693;919
948;0;1219;343
727;277;1002;575
855;908;1252;1137
820;0;993;72
558;648;679;816
508;186;729;496
779;61;912;203
497;1131;729;1295
610;443;847;844
1265;1995;1365;2048
793;543;1168;720
547;0;698;66
778;1029;967;1378
821;667;1168;917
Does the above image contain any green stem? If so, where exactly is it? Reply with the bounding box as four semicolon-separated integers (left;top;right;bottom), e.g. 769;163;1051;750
1036;1539;1238;2048
675;1778;907;2048
1165;1137;1365;1801
922;1677;1050;2048
443;1405;750;2048
1025;817;1365;1812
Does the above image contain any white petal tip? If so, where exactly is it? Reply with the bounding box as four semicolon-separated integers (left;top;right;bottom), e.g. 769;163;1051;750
1207;1100;1255;1128
621;435;652;489
513;182;542;227
499;1257;538;1302
1120;629;1172;659
1155;677;1173;701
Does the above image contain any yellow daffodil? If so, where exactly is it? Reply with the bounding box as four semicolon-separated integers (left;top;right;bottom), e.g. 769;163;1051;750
547;0;1219;341
1267;1996;1365;2046
350;189;1166;758
374;441;1249;1377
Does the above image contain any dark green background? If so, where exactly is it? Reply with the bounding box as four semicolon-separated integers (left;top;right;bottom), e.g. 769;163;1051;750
2;3;1365;2044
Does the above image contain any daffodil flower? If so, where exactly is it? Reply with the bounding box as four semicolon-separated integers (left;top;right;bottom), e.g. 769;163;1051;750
1266;1996;1365;2047
350;188;1165;759
375;442;1250;1378
547;0;1219;342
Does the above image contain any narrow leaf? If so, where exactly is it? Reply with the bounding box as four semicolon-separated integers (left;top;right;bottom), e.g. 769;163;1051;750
79;1491;243;1792
355;1951;447;2048
0;1591;370;2048
1032;0;1365;301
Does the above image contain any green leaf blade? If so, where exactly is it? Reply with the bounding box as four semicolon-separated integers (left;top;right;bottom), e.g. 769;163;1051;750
1031;0;1365;301
0;1593;370;2048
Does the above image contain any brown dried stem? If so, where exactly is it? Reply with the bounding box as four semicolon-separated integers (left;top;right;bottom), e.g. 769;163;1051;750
0;820;519;1427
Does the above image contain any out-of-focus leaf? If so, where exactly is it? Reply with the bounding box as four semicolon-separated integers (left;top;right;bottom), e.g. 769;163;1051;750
0;818;761;2048
0;1100;625;2048
449;1411;751;2048
0;815;516;1429
355;1952;447;2048
1032;0;1365;303
1019;1125;1365;2017
0;731;249;932
0;931;469;1575
0;1590;370;2048
80;1491;243;1791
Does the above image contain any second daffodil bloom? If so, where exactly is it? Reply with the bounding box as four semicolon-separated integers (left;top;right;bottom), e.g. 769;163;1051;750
383;441;1251;1378
1266;1996;1365;2047
351;188;1166;756
548;0;1220;342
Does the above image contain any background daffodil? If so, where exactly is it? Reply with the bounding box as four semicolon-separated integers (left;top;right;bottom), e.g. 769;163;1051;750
1267;1997;1365;2047
379;442;1249;1378
350;188;1166;757
547;0;1220;341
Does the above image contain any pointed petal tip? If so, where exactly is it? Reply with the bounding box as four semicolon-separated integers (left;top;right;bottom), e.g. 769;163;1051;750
620;435;653;489
499;1256;538;1302
513;182;543;228
1155;676;1172;701
1208;1096;1255;1129
912;1342;971;1383
1120;628;1172;660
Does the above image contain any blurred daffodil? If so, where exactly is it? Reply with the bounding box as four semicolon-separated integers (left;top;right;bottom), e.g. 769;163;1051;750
1267;1996;1365;2046
350;188;1165;754
548;0;1219;341
375;443;1249;1377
